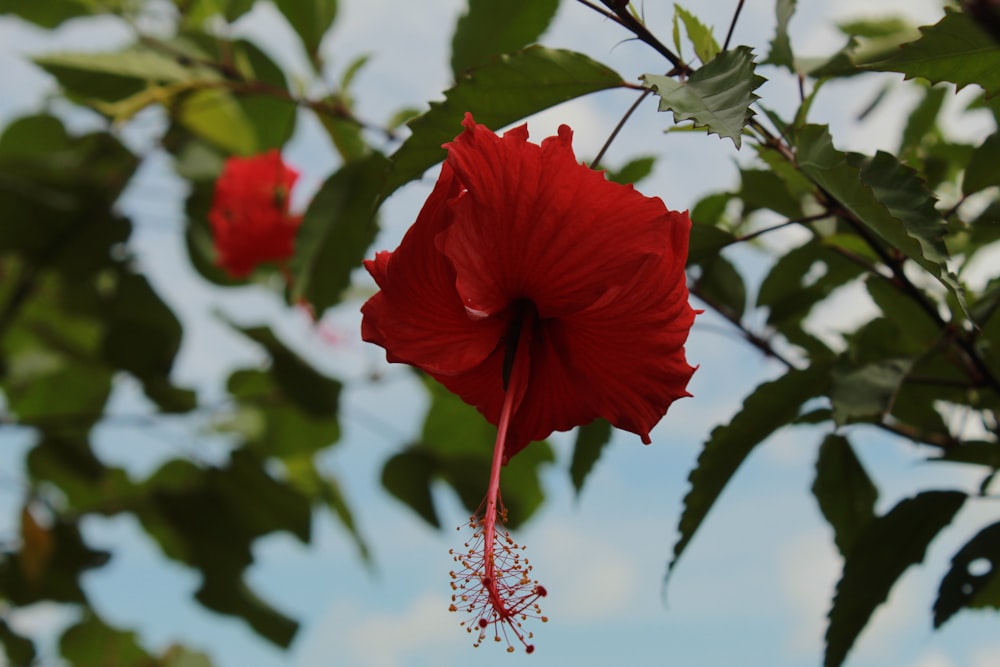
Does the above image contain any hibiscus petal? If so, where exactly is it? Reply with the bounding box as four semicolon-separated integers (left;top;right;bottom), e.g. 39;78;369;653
361;163;505;376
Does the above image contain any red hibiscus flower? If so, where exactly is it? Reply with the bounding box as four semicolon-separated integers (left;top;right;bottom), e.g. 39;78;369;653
361;113;697;652
208;150;302;278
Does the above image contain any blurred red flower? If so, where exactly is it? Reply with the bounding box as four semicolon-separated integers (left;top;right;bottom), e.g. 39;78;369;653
208;150;302;278
362;113;697;652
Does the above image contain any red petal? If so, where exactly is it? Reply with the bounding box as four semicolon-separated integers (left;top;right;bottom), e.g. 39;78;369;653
361;163;505;376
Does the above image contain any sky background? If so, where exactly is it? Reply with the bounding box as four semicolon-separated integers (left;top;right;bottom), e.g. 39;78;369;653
1;1;999;666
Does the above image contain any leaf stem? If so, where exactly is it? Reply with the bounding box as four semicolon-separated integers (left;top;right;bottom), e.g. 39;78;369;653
590;88;651;170
722;0;746;52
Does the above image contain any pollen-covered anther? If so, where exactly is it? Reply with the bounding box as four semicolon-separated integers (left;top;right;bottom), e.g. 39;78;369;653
448;508;548;654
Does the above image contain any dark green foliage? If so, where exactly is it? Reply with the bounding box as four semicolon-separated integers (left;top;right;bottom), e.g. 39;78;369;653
934;520;1000;627
812;435;877;557
569;419;612;496
450;0;560;76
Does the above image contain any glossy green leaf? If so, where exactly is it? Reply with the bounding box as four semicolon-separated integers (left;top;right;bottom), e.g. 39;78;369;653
642;46;766;148
569;419;612;496
673;4;720;64
290;152;388;314
812;434;877;557
825;491;965;667
60;612;152;667
386;46;625;195
273;0;338;67
451;0;560;76
795;125;966;314
964;131;1000;195
766;0;797;70
866;9;1000;99
669;366;830;580
934;520;1000;627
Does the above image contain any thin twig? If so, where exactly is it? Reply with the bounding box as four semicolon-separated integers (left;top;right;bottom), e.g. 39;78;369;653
590;88;652;170
722;0;746;52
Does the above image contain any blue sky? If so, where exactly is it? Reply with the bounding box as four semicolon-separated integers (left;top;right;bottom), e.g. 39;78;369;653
1;1;998;667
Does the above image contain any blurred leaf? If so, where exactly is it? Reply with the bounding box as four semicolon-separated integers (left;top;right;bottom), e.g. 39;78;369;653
386;46;624;195
273;0;338;67
231;39;298;150
669;366;830;581
673;4;720;64
825;491;965;667
765;0;797;70
60;612;152;667
317;102;369;163
176;89;257;155
450;0;560;76
569;419;612;496
290;152;389;314
283;455;369;560
687;221;735;265
604;156;656;185
812;434;877;557
0;617;36;666
963;131;1000;195
899;84;946;160
35;48;201;103
18;505;54;587
230;325;342;417
830;358;913;425
383;379;554;529
161;644;214;667
26;435;133;510
0;519;110;605
643;46;766;148
795;125;967;315
739;168;803;219
934;520;1000;627
934;441;1000;469
866;9;1000;99
805;19;919;79
757;241;864;328
0;0;90;27
693;253;746;320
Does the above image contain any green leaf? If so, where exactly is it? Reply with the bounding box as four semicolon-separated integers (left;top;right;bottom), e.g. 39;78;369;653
866;9;1000;99
830;358;913;425
34;48;200;103
0;618;36;666
765;0;797;70
273;0;338;67
450;0;560;76
673;4;720;65
812;434;877;557
804;18;919;79
176;89;258;155
825;491;965;667
60;612;152;667
290;152;388;314
668;366;829;580
0;0;90;28
642;46;766;148
382;448;440;527
229;325;342;417
934;520;1000;628
569;419;612;496
687;220;735;265
794;125;967;315
693;253;746;320
933;441;1000;469
386;46;624;195
739;167;803;219
604;156;656;185
964;131;1000;195
899;84;946;160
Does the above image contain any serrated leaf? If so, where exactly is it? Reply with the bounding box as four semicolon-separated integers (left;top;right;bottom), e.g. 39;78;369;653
795;125;967;315
812;435;877;557
569;419;612;496
934;520;1000;627
290;152;388;314
866;9;1000;99
964;131;1000;195
273;0;338;68
766;0;797;70
825;491;965;667
386;46;624;195
673;4;720;65
668;366;829;581
642;46;766;148
450;0;560;76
